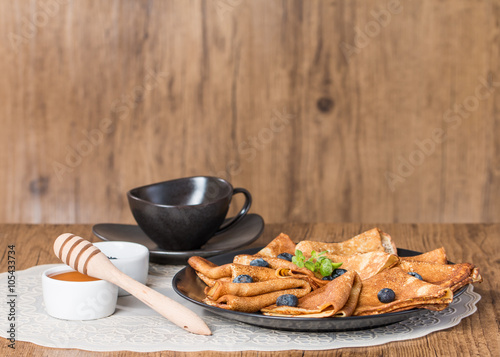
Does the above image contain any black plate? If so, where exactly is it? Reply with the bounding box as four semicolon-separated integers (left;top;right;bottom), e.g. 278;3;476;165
93;214;264;264
172;247;466;332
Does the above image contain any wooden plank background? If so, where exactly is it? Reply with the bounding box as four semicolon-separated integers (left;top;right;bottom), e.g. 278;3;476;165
0;0;498;224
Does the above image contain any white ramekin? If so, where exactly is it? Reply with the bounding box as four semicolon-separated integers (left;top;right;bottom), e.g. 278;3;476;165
42;265;118;320
93;241;149;296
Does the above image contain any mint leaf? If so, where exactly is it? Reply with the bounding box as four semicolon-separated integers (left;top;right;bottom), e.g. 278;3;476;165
316;256;327;263
292;256;304;268
292;249;343;277
305;261;316;272
320;259;333;276
331;262;343;270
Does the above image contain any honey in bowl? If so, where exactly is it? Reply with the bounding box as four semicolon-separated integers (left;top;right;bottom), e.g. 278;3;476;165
49;271;100;282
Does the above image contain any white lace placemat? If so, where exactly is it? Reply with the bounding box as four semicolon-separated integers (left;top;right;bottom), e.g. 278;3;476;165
0;264;480;352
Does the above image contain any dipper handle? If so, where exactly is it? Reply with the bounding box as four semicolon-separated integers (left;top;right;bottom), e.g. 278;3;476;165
54;233;211;336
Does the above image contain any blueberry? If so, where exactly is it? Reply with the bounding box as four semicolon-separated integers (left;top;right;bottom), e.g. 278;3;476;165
276;294;299;307
408;272;423;280
277;252;293;261
232;274;253;283
377;288;396;303
250;258;269;267
322;268;347;280
331;268;348;279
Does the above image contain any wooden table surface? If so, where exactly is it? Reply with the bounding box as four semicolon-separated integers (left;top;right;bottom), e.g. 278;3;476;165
0;223;498;356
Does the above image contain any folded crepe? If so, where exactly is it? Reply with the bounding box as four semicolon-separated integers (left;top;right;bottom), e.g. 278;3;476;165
188;256;232;279
261;271;361;318
295;228;397;256
233;254;318;278
398;260;482;292
235;249;398;282
205;278;311;300
195;272;231;287
353;267;453;316
188;256;279;287
256;233;296;257
203;285;312;313
324;251;399;280
275;268;327;290
400;247;448;264
228;264;278;281
234;254;298;269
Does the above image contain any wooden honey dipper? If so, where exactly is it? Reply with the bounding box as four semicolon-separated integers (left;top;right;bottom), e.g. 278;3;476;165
53;233;211;335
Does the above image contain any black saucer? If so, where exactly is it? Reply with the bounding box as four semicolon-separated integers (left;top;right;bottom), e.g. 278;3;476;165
92;214;264;264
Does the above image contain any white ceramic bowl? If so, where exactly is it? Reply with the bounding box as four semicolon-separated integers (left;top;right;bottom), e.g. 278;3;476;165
42;265;118;320
93;241;149;296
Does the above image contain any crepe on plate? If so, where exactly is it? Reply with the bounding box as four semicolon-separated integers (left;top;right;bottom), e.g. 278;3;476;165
398;259;482;292
353;267;453;316
187;229;482;317
235;251;398;282
295;228;397;256
255;233;296;258
188;256;279;287
233;254;318;279
323;251;399;280
202;280;312;313
205;278;311;300
400;247;448;265
261;271;362;318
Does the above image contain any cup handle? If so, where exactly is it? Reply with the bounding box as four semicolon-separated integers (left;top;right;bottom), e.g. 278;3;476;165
215;188;252;234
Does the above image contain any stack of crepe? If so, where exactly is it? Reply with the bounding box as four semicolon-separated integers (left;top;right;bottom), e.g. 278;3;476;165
187;228;482;318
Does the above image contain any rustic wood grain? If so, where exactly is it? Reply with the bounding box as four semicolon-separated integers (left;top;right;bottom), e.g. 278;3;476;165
0;0;499;224
0;223;498;356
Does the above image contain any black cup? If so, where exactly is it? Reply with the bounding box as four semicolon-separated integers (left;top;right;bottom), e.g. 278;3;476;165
127;176;252;251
